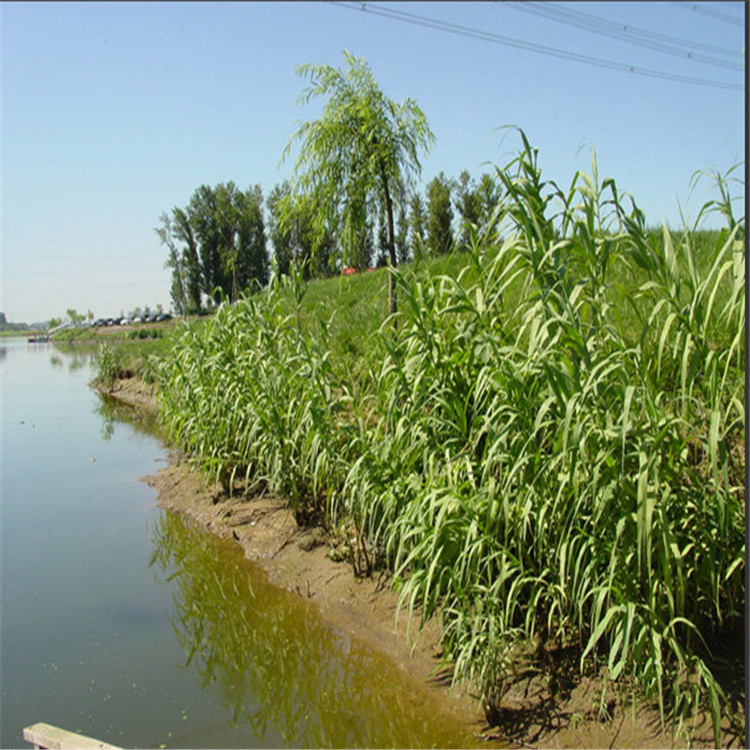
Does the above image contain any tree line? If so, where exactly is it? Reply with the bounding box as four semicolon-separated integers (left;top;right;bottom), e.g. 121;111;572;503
158;170;502;316
156;53;503;316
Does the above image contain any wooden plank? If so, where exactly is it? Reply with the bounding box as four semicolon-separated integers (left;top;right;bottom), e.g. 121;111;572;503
23;723;119;749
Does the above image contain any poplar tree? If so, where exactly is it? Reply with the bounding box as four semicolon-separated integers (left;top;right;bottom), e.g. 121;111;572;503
426;172;454;257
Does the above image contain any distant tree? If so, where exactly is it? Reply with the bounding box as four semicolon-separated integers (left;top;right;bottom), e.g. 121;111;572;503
267;182;295;277
349;217;374;271
194;182;267;302
172;207;202;314
0;313;29;332
232;184;269;295
156;211;188;315
453;170;503;248
267;181;334;279
477;172;503;223
454;170;482;249
159;183;269;310
426;173;454;256
189;184;225;306
283;51;434;316
409;192;427;260
214;182;240;299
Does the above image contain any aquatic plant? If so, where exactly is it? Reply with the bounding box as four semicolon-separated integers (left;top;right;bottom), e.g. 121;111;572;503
156;131;745;743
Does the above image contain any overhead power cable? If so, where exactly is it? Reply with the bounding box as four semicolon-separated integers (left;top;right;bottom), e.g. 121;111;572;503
500;0;743;70
674;1;746;26
504;1;743;57
330;2;743;91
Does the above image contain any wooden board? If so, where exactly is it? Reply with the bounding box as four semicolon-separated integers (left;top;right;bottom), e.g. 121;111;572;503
22;723;119;750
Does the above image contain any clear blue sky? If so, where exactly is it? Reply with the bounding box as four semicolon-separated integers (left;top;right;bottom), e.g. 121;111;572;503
1;1;745;324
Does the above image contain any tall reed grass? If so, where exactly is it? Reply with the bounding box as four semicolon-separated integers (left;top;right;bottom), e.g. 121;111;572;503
157;263;352;522
156;131;744;743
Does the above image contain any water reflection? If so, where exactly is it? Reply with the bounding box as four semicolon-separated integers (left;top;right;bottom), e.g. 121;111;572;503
51;342;99;372
149;512;475;749
94;391;162;442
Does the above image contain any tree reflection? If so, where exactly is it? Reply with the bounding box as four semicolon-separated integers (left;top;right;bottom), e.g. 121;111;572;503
93;393;161;442
52;343;98;372
148;512;471;748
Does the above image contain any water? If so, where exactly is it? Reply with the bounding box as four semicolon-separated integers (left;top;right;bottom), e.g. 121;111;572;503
1;339;483;749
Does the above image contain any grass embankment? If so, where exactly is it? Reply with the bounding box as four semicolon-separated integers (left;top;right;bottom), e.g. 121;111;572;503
110;140;744;744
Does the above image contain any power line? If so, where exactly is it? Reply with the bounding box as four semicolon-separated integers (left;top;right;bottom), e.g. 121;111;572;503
499;1;743;69
331;2;743;91
514;1;743;57
674;1;746;26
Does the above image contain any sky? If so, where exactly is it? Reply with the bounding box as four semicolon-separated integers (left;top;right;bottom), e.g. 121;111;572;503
1;1;746;324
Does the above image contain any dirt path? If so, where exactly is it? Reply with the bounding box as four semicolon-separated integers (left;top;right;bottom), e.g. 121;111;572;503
101;376;745;749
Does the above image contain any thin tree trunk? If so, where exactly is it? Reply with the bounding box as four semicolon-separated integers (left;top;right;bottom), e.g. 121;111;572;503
380;166;397;318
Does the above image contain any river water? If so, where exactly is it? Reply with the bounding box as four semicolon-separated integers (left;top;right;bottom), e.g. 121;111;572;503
1;339;484;749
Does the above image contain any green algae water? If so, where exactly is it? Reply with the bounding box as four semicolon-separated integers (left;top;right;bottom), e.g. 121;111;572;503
1;339;485;748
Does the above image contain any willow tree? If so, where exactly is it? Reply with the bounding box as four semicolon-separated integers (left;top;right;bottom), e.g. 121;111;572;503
282;51;434;316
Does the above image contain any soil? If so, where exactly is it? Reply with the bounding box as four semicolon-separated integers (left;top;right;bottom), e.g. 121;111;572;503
101;376;746;749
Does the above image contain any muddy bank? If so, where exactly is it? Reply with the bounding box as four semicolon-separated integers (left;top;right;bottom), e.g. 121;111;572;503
142;460;498;745
99;376;744;749
94;376;158;411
